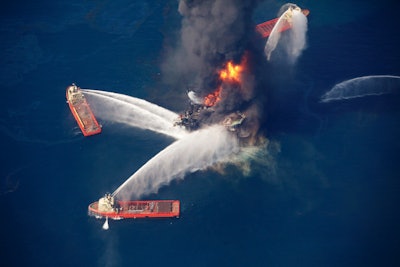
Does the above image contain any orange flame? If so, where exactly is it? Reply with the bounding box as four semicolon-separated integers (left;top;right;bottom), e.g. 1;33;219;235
204;86;222;107
219;61;243;83
203;57;247;107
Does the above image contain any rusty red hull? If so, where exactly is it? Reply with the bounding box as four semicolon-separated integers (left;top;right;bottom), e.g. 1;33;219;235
66;84;101;137
88;200;180;219
255;9;309;38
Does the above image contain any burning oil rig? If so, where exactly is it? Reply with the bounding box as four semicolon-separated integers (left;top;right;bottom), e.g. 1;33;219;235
172;55;259;141
174;102;247;133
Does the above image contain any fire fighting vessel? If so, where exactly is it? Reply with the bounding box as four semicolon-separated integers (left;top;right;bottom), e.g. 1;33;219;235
88;194;180;219
66;83;102;136
256;8;309;38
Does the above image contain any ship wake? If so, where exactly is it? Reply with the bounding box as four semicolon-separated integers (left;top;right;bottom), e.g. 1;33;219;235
83;89;188;139
112;125;239;200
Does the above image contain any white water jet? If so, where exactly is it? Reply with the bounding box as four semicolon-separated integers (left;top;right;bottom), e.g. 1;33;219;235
320;75;400;103
264;9;290;60
82;89;188;139
84;89;179;121
112;125;239;200
102;217;109;230
288;8;308;61
187;91;203;104
264;4;308;63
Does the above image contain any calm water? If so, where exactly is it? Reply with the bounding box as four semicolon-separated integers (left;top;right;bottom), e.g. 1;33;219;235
1;1;400;266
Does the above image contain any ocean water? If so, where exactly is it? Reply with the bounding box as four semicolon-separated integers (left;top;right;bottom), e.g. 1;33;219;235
1;0;400;266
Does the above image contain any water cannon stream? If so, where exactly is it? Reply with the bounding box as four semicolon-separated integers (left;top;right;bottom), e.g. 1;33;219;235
320;75;400;102
264;4;308;63
82;89;188;139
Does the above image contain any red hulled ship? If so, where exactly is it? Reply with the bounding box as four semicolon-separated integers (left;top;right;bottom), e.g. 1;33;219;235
88;194;180;220
66;83;102;136
255;8;309;38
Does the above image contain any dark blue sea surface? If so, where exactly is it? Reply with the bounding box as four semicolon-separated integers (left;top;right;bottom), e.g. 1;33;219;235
1;1;400;266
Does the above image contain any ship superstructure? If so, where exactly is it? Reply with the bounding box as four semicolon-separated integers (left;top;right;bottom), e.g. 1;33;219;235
66;83;101;136
88;194;180;220
255;8;309;38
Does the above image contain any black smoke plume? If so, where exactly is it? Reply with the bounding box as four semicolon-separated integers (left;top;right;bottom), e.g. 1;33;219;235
163;0;266;139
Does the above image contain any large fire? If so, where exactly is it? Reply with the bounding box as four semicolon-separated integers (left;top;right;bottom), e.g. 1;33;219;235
204;58;246;107
219;61;243;83
204;86;222;107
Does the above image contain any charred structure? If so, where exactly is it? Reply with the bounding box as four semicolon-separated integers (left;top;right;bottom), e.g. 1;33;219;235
165;0;267;145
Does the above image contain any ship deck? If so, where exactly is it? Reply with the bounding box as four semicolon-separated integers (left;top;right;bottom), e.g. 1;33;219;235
66;85;101;136
88;200;180;219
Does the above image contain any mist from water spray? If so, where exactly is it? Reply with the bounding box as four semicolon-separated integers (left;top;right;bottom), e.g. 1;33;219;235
85;1;267;201
83;89;188;139
320;75;400;103
187;91;203;105
264;5;308;63
288;9;308;60
264;9;290;61
112;125;239;200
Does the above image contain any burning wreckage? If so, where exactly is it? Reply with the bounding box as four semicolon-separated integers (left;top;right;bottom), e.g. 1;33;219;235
173;58;256;140
170;2;310;142
174;102;247;134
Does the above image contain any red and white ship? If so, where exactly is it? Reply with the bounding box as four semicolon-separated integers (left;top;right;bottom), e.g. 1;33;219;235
88;194;180;220
255;8;309;38
66;83;102;136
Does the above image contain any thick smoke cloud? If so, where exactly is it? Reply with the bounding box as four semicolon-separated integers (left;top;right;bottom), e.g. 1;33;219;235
163;0;260;96
91;1;283;201
164;0;267;137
